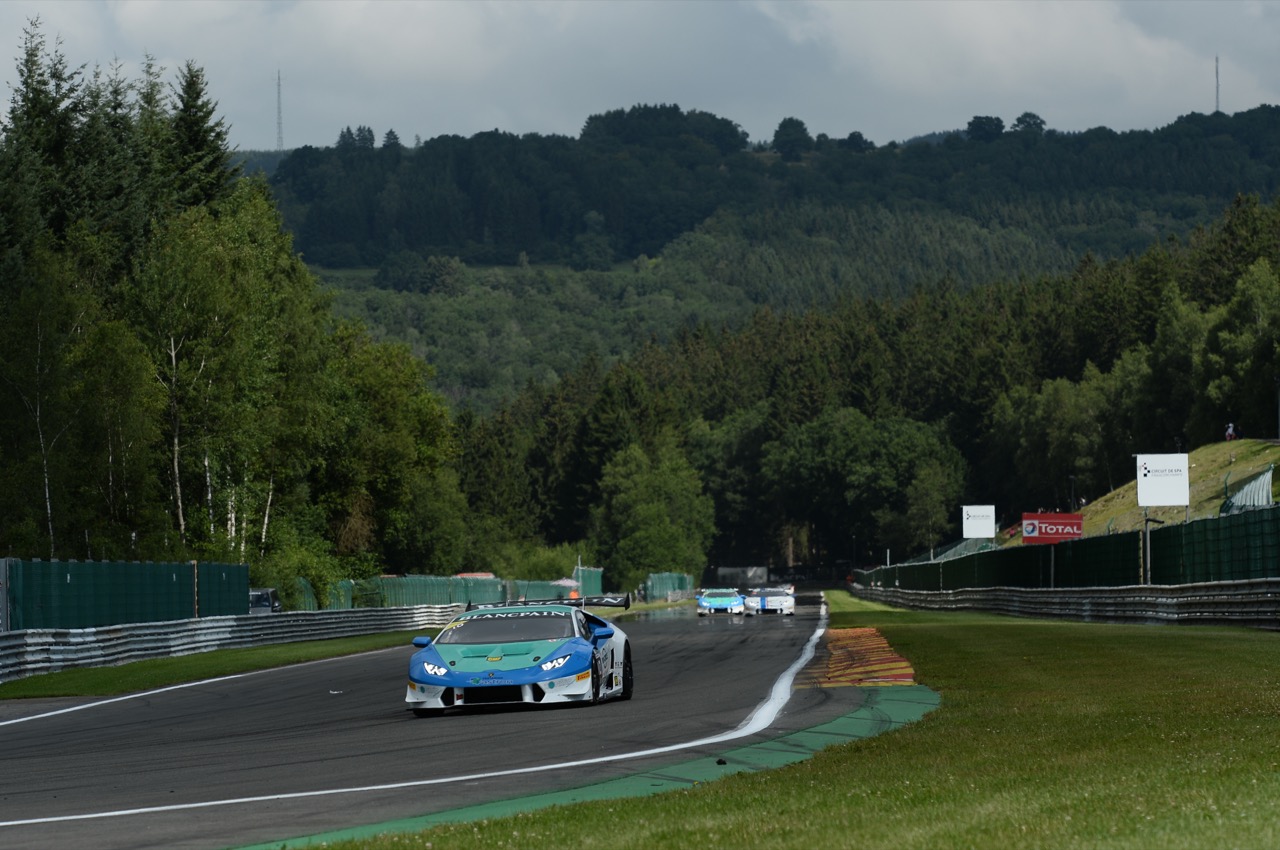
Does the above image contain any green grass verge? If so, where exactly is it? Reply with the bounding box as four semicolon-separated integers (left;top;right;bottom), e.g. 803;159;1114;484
306;591;1280;850
0;630;428;698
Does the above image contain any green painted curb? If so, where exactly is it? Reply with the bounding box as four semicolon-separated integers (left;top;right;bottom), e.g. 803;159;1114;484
236;684;939;849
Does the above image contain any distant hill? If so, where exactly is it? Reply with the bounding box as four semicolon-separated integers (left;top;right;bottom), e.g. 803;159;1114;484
985;439;1280;551
258;103;1280;413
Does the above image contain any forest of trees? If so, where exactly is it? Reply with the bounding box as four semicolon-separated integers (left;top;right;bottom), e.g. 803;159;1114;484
257;102;1280;414
455;195;1280;571
0;25;460;599
265;102;1280;276
6;21;1280;597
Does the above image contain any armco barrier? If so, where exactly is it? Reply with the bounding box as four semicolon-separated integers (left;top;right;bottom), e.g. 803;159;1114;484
0;604;463;684
850;578;1280;629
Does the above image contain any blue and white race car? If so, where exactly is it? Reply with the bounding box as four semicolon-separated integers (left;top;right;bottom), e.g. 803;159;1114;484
744;586;796;616
405;595;633;716
696;587;745;616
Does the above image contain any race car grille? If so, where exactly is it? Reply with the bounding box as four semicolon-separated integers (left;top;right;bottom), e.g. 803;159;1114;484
460;686;522;704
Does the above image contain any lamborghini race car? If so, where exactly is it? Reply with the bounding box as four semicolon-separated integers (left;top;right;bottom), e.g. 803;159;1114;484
695;587;745;616
405;595;633;716
743;586;796;616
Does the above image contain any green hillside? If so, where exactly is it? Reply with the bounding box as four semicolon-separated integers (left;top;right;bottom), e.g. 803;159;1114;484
1080;438;1280;536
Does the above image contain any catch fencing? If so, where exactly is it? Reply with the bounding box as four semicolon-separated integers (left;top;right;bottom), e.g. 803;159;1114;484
857;506;1280;592
852;505;1280;626
0;559;247;631
851;579;1280;630
643;571;695;602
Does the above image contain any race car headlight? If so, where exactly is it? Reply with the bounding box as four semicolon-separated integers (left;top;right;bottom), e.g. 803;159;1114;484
540;655;570;671
423;662;448;677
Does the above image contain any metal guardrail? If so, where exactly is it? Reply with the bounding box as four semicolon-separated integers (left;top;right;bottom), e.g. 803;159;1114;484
850;578;1280;630
0;604;463;684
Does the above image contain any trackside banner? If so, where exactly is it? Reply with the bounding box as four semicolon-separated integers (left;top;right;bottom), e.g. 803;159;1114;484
962;505;996;539
1136;453;1190;507
1022;512;1083;544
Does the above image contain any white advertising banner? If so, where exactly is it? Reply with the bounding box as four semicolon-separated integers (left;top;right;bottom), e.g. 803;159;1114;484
1135;454;1190;507
962;505;996;539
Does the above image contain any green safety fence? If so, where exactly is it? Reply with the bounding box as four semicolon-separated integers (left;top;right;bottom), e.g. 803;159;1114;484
5;559;248;630
573;565;604;596
856;509;1280;591
507;579;573;601
643;572;693;601
1050;533;1142;587
1151;509;1280;584
352;576;507;608
294;576;320;611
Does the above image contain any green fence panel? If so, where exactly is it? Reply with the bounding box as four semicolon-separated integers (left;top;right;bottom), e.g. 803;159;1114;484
1150;509;1280;585
198;562;250;616
573;566;604;596
294;577;320;611
456;578;505;605
5;560;243;629
505;580;571;601
328;579;354;609
1056;533;1141;587
644;572;692;600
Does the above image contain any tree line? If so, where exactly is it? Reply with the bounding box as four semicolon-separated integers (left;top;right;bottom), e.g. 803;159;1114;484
285;103;1280;415
6;21;1280;596
264;102;1280;285
0;24;461;599
454;194;1280;572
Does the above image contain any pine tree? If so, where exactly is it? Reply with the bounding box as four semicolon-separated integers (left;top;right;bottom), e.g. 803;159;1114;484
168;60;238;208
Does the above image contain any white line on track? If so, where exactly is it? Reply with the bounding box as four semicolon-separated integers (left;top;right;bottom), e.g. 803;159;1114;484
0;652;364;728
0;605;827;828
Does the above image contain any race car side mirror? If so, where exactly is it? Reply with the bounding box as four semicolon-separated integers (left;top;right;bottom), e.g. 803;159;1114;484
592;626;615;641
412;636;433;647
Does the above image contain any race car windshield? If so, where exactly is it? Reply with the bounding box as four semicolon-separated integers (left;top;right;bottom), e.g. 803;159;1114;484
436;613;577;644
754;590;791;597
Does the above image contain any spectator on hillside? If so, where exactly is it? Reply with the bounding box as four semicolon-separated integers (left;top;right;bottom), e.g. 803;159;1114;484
1226;422;1237;441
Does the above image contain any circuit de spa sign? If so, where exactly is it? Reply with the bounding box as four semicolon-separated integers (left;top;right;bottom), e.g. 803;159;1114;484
1021;512;1083;544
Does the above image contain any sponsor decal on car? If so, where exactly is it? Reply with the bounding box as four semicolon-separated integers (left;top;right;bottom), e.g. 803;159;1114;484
462;610;571;619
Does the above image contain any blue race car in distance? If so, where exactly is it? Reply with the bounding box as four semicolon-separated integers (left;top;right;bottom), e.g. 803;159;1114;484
695;587;745;616
405;595;632;716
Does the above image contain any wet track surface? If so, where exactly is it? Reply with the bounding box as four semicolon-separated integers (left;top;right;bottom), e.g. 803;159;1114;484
0;602;859;849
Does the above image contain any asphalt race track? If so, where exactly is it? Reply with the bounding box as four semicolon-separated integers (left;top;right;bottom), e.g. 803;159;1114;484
0;602;861;849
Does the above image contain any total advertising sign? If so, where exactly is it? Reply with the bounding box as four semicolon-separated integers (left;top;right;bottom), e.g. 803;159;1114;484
1022;512;1083;544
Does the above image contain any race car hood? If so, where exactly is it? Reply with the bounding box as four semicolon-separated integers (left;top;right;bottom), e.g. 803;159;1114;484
430;638;577;672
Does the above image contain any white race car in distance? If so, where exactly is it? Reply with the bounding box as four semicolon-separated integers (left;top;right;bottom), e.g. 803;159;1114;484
743;587;796;616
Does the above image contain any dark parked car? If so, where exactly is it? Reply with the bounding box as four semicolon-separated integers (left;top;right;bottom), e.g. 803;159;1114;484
249;587;282;614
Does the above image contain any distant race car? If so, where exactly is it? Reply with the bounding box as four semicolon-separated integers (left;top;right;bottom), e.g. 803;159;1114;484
744;587;796;616
405;595;633;716
696;587;745;616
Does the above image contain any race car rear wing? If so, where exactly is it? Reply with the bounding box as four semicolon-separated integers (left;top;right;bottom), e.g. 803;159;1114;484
467;594;631;611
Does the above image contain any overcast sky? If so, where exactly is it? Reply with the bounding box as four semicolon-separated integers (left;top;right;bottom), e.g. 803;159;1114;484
3;0;1277;152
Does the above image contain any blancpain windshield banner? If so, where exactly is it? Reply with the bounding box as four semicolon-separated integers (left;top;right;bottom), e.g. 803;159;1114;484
1135;454;1190;507
962;505;996;538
